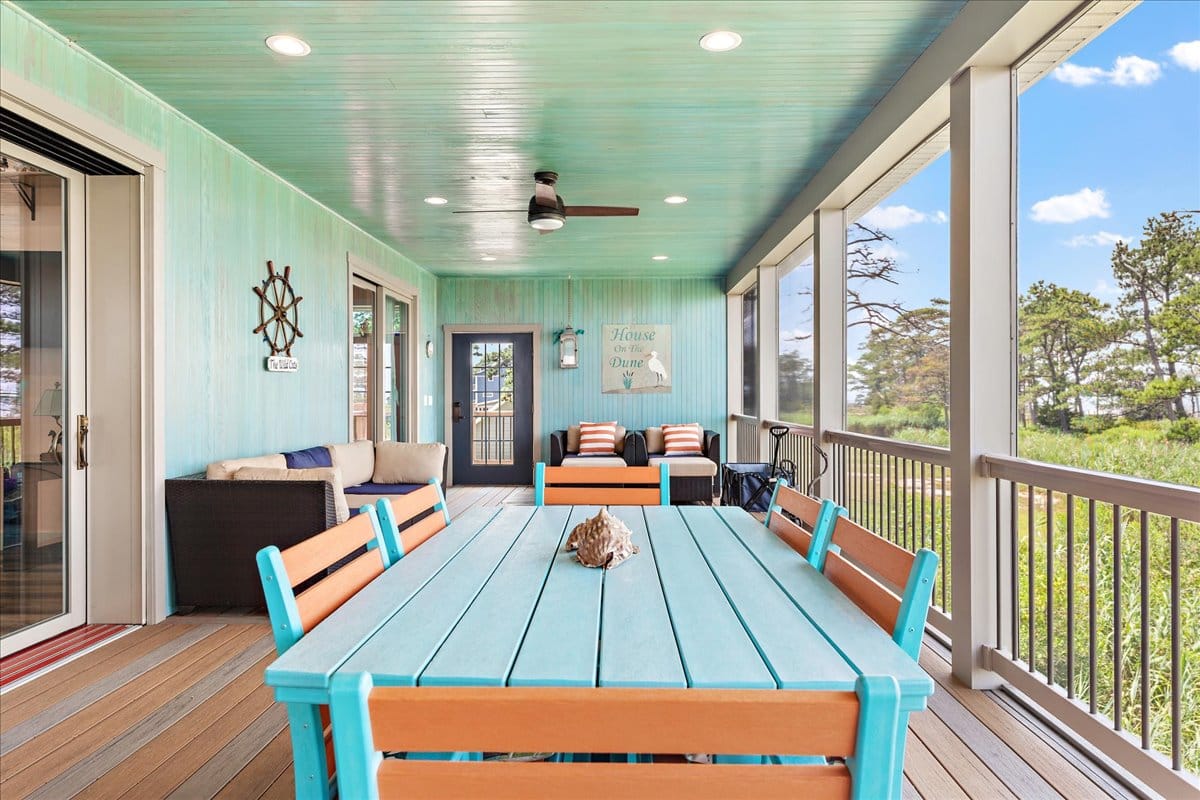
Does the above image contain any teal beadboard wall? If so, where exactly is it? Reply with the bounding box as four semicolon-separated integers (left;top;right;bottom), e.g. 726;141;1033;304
0;3;440;476
437;277;727;451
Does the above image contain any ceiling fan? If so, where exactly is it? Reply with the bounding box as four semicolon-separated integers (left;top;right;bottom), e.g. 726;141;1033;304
453;171;639;233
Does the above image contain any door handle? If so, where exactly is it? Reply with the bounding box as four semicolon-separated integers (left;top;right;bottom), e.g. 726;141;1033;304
452;401;463;423
77;414;89;469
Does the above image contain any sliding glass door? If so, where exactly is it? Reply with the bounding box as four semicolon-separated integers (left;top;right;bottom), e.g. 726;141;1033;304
1;144;87;654
349;275;415;443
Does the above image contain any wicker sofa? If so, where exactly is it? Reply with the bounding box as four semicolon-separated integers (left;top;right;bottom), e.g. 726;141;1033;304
548;424;638;468
165;440;446;609
624;426;721;504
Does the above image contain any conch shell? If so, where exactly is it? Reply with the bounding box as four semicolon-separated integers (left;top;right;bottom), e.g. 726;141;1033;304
565;509;639;569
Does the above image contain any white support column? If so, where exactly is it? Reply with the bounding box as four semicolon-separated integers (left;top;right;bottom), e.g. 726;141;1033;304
949;66;1016;689
813;208;847;499
726;292;742;456
756;265;779;458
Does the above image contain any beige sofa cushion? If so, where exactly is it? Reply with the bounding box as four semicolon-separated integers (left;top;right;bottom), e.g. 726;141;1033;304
644;427;665;454
567;424;625;454
327;441;376;487
648;455;717;478
233;466;350;523
372;442;447;484
559;456;627;468
205;453;286;481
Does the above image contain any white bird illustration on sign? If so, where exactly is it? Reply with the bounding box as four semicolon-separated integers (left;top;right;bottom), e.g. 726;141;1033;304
645;351;668;385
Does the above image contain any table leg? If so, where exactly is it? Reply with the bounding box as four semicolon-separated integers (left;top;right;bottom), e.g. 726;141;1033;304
286;702;333;800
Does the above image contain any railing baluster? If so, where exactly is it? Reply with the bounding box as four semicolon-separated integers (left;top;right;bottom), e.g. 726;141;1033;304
1140;509;1149;751
995;478;1002;649
1010;479;1018;659
1170;517;1181;771
940;465;947;611
1047;487;1054;685
1028;483;1036;673
1066;494;1075;700
1113;504;1123;733
1089;498;1098;715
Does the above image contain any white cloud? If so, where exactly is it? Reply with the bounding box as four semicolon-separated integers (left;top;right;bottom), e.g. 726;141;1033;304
782;328;811;341
1053;63;1108;87
1110;55;1162;86
1092;279;1120;298
1052;55;1162;87
1170;40;1200;71
1065;231;1130;248
1030;187;1111;224
873;243;907;261
858;204;946;230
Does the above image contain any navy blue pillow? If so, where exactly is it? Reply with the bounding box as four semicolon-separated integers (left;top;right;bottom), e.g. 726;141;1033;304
283;446;333;470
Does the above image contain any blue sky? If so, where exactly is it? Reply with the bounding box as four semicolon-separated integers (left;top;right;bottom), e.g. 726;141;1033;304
778;0;1200;365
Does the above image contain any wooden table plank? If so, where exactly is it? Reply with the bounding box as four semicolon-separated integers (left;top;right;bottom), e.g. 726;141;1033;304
679;506;857;690
642;506;775;689
419;507;573;686
340;507;536;686
598;507;686;688
715;506;933;703
266;505;500;691
508;507;605;687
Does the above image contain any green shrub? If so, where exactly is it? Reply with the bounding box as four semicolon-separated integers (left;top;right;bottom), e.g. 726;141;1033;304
1166;417;1200;444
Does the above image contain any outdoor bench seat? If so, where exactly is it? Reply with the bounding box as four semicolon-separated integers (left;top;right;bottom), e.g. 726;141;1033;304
625;427;722;504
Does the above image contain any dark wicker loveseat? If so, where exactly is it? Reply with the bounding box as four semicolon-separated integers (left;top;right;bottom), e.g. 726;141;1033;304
624;428;721;504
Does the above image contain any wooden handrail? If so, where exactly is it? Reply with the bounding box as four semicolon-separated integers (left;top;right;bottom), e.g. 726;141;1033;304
761;418;815;438
981;454;1200;523
822;429;952;468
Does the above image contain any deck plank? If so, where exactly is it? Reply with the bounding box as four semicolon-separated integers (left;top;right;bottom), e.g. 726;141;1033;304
213;727;293;800
905;731;970;799
908;706;1020;800
164;703;288;799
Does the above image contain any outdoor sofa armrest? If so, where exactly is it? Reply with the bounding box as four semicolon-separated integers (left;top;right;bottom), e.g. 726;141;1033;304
704;430;722;465
549;430;568;466
624;431;649;466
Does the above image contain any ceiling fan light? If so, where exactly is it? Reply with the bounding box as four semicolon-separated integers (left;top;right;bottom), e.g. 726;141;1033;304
530;214;565;231
699;30;742;52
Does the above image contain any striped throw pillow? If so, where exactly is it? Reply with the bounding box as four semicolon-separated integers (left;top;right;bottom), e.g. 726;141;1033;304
662;423;704;456
578;421;619;455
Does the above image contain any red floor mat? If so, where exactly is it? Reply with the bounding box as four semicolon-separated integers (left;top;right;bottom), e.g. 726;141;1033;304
0;623;134;688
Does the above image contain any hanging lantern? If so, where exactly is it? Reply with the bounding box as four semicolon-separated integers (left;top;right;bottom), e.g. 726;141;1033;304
559;325;579;369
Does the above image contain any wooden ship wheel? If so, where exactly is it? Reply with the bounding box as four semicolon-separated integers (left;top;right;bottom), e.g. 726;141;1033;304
253;260;304;357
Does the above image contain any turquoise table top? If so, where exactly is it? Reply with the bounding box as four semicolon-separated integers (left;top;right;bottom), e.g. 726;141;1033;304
265;504;934;709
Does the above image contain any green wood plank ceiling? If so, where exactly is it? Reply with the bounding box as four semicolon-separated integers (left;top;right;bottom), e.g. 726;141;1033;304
15;0;964;278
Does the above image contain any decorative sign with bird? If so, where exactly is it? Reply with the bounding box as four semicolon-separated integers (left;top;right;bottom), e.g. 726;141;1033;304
601;324;671;394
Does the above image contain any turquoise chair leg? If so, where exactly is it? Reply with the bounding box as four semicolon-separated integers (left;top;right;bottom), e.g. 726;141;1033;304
768;754;827;765
285;702;333;800
712;754;768;764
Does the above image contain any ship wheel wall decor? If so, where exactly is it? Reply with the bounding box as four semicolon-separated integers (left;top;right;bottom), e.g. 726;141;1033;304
253;260;303;372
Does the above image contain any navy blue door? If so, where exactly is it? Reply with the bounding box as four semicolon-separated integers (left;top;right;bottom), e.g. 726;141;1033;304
451;333;533;484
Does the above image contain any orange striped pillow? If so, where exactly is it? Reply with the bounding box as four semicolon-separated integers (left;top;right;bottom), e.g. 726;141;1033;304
662;423;704;456
578;421;619;455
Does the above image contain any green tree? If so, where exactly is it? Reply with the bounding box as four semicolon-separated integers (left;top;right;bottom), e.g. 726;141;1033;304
1110;212;1200;419
851;300;950;423
1019;281;1112;431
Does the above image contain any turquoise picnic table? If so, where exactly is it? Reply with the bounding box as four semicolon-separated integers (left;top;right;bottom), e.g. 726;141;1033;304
265;504;933;799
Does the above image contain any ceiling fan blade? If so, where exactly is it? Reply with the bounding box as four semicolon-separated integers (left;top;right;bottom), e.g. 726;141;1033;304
451;209;525;214
563;206;639;217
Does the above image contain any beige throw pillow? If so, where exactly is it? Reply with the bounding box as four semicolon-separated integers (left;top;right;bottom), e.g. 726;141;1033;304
326;441;376;487
205;453;287;481
233;466;350;523
372;442;447;484
644;426;665;455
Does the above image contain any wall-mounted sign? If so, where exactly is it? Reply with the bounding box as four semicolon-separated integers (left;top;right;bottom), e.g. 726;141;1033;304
601;324;671;394
253;260;303;372
267;356;299;373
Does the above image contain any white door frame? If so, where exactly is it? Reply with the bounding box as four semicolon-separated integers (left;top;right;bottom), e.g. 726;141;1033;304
1;69;168;625
442;324;541;486
0;142;87;654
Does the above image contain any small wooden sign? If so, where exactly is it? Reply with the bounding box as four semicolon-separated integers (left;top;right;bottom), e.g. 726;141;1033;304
266;356;299;373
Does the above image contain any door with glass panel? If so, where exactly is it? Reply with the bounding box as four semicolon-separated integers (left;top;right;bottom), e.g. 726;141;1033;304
450;333;533;484
0;144;87;654
350;278;415;443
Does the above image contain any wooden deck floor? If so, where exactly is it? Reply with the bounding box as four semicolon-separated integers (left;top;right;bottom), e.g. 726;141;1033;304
0;485;1139;799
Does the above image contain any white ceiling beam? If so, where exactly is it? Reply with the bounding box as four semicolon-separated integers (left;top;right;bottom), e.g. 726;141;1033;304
725;0;1082;291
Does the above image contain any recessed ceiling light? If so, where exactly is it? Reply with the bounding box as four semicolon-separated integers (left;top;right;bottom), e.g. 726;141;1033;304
265;34;311;57
481;255;496;262
423;196;448;206
664;195;688;204
652;255;670;261
699;30;742;52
